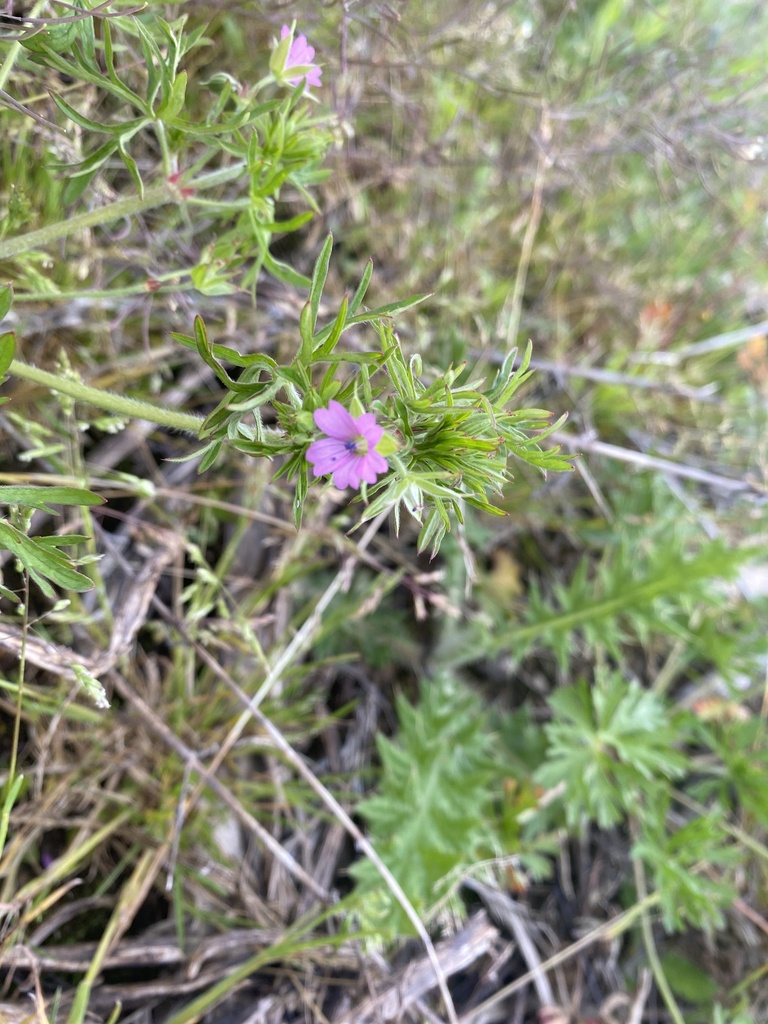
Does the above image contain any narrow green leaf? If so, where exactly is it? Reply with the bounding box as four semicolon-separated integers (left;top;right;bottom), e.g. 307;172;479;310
190;317;256;392
348;260;373;315
293;463;308;529
299;301;314;364
193;314;223;381
35;534;91;549
315;296;349;357
135;18;163;106
258;211;314;233
77;0;96;65
309;234;334;332
173;331;279;371
0;773;24;859
60;138;120;178
0;331;15;377
21;13;79;55
261;251;311;289
158;70;188;121
0;486;104;510
62;169;98;206
0;522;93;593
197;439;224;473
51;94;126;136
154;16;182;74
310;295;429;354
346;293;431;324
0;284;12;322
102;16;120;88
118;138;144;199
168;111;254;138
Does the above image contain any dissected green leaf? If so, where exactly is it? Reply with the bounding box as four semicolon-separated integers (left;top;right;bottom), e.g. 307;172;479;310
535;672;688;828
634;800;739;933
351;673;497;937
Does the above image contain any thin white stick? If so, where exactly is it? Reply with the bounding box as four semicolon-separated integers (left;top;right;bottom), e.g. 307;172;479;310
554;431;762;494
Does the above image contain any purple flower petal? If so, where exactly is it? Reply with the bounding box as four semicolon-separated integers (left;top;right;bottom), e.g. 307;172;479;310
306;437;347;476
280;24;322;89
332;455;364;490
307;402;389;490
357;418;384;447
314;400;359;440
364;450;389;475
300;66;323;88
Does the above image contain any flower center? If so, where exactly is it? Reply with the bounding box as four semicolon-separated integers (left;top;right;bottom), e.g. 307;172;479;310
345;434;368;455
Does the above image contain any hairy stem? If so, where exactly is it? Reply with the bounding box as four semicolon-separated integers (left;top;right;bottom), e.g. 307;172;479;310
0;162;246;262
11;359;204;435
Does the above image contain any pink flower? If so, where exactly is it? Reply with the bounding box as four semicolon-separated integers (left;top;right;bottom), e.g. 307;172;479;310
280;25;322;88
306;401;388;489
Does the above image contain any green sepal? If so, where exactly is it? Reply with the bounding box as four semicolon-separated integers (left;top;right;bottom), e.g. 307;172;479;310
269;34;291;78
375;431;399;457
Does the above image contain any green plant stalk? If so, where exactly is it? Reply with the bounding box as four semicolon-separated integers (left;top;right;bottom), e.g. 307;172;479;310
66;846;161;1024
0;774;23;860
18;275;197;303
7;577;28;787
104;1006;122;1024
163;929;360;1024
484;564;722;657
0;162;246;261
10;359;204;434
0;184;173;261
1;579;29;872
631;819;686;1024
503;139;546;348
